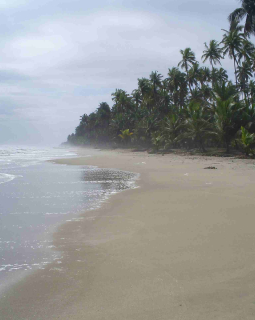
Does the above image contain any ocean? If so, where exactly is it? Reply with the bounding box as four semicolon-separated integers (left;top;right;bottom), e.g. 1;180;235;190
0;145;138;294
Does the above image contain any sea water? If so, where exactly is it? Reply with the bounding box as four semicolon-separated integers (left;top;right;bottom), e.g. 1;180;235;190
0;145;138;293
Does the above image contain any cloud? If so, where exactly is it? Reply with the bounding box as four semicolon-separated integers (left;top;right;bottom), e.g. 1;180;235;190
0;0;239;145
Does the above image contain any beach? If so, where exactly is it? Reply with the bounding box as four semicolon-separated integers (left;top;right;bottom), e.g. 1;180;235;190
1;148;255;319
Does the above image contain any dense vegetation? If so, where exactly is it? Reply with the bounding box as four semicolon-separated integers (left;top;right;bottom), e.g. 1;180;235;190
66;0;255;156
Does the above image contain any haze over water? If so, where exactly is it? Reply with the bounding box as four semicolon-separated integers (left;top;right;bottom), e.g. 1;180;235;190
0;146;138;293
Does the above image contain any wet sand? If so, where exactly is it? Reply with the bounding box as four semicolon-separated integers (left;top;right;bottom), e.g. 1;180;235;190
1;148;255;319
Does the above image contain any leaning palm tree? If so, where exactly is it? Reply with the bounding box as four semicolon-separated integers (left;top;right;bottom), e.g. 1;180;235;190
178;48;196;93
228;0;255;36
202;40;223;79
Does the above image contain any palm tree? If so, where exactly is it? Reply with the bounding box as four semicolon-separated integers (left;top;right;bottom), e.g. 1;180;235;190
162;113;182;148
238;39;255;63
197;67;211;87
158;88;171;116
111;89;133;114
178;102;214;151
242;101;255;130
202;40;223;81
119;129;133;145
137;78;151;99
239;126;255;155
167;68;188;106
221;27;244;85
96;102;111;139
213;91;243;152
188;62;200;90
178;48;196;93
248;80;255;104
132;89;142;112
168;67;183;91
236;61;253;95
200;85;212;102
213;68;229;86
228;0;255;36
150;71;163;99
212;81;238;103
212;68;229;86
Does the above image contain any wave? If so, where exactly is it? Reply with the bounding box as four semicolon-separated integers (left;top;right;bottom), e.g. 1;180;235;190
0;146;78;170
0;173;23;185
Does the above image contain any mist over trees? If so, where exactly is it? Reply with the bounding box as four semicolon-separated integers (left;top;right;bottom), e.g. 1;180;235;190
66;1;255;156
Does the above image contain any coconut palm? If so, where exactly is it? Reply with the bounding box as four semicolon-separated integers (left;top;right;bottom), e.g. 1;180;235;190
132;89;142;112
248;80;255;104
242;101;255;130
249;50;255;74
228;0;255;36
162;113;183;148
96;102;111;139
239;126;255;155
111;89;133;114
197;67;211;87
238;39;255;63
212;81;238;103
158;89;171;116
213;92;243;152
188;62;200;90
200;85;212;102
137;78;151;99
221;27;244;84
178;102;214;151
236;61;253;94
150;71;163;99
202;40;223;79
168;67;183;91
178;48;197;93
167;68;188;106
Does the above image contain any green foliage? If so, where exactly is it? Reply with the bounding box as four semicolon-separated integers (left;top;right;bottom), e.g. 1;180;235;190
151;132;164;152
239;126;255;155
228;0;255;36
177;102;214;151
118;129;133;144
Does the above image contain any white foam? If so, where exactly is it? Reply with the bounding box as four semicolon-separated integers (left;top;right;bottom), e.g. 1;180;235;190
0;173;23;184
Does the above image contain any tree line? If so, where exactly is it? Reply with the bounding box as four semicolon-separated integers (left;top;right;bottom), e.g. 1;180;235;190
66;0;255;156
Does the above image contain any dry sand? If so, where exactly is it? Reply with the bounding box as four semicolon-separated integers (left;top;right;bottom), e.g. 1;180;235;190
1;148;255;319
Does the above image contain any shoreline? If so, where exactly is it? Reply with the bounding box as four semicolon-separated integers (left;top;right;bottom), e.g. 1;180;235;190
1;148;255;319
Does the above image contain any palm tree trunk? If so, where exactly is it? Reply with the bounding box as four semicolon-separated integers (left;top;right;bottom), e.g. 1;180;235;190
211;62;215;88
226;138;230;153
233;55;238;86
185;63;193;94
199;138;206;152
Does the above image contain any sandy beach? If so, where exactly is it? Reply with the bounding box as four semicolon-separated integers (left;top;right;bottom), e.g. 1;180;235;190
1;148;255;319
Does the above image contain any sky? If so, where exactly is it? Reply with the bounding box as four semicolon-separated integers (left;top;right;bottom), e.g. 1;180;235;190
0;0;239;145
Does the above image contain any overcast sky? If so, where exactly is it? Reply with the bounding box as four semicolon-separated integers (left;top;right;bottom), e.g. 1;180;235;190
0;0;238;145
